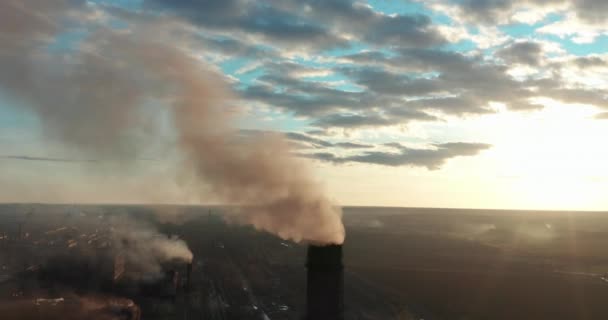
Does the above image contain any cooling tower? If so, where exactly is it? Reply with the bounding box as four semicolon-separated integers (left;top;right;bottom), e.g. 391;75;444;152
306;244;344;320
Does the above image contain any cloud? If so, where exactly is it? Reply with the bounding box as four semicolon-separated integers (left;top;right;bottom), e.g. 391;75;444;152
537;12;608;43
143;0;347;52
429;0;608;45
496;41;544;66
239;76;373;117
406;95;495;115
243;130;374;150
334;142;373;149
306;142;492;169
337;52;539;113
198;35;280;61
342;48;476;73
144;0;445;52
338;67;442;96
0;155;98;163
573;56;607;69
434;0;607;24
286;132;333;148
287;131;373;149
570;0;608;24
2;0;606;183
92;0;608;132
312;111;436;129
595;112;608;120
272;0;446;47
237;40;608;130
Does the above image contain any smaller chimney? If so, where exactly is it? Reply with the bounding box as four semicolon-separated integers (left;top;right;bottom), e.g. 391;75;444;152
17;222;23;241
306;244;344;320
185;260;193;293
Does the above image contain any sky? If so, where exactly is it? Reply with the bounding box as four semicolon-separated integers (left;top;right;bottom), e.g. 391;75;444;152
1;0;608;211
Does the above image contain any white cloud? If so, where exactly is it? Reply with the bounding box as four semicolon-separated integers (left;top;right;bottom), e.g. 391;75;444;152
538;13;608;43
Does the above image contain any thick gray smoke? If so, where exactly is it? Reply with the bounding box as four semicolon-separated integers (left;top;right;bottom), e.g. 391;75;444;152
0;1;345;244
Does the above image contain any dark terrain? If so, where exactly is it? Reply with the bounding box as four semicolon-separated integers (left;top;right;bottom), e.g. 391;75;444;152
2;204;608;319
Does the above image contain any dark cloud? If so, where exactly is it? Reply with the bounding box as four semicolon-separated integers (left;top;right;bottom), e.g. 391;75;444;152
286;132;333;148
342;47;608;113
361;14;445;47
144;0;348;51
447;0;608;24
237;5;348;49
334;142;373;149
306;142;492;169
452;0;520;23
337;52;536;113
285;131;373;149
312;111;436;129
342;48;476;74
573;56;607;69
198;35;279;60
238;49;511;127
238;39;608;131
145;0;444;51
241;130;373;150
406;95;494;115
339;67;442;96
241;44;591;130
570;0;608;24
239;71;378;117
290;0;446;47
497;41;544;66
544;87;608;109
240;83;368;117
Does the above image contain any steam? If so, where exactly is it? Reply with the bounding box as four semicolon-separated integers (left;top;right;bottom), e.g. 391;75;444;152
0;1;345;244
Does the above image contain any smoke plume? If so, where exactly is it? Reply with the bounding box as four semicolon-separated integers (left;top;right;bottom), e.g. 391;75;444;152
0;1;345;244
108;216;193;280
36;214;192;282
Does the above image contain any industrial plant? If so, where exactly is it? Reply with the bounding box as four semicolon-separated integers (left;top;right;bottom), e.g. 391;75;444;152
0;204;370;320
6;204;608;319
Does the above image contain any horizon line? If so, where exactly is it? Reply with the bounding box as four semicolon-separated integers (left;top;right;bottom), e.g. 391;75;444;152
0;202;606;213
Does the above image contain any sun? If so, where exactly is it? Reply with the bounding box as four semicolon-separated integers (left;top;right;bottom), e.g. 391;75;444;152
482;99;608;210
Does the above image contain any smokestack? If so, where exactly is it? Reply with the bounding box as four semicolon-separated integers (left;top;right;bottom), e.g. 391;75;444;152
306;244;344;320
185;260;193;293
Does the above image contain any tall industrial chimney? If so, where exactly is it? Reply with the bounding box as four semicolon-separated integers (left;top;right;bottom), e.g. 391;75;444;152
306;244;344;320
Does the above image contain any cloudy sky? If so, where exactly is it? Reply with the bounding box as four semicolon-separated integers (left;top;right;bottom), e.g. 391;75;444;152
1;0;608;210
